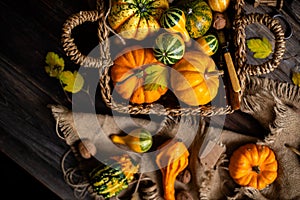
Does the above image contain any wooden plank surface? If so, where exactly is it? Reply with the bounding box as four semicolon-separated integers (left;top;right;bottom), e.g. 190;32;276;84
0;0;299;199
0;0;96;198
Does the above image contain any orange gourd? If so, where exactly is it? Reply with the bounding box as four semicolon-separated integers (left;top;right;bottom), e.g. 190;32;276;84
110;47;168;104
170;50;220;106
156;139;189;200
208;0;230;13
228;143;278;190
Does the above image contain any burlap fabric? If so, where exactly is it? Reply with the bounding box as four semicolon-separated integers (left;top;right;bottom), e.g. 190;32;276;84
50;77;300;200
194;76;300;200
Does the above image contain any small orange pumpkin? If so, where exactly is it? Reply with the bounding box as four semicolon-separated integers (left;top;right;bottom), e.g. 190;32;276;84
110;47;168;104
228;143;278;190
170;50;220;106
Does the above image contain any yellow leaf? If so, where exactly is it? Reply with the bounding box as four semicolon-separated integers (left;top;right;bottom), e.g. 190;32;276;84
144;64;168;91
246;37;272;59
45;52;64;78
292;72;300;87
59;71;84;93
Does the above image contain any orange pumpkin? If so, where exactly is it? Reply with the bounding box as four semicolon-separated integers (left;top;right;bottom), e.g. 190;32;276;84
110;47;168;104
228;143;278;190
170;51;220;106
208;0;230;13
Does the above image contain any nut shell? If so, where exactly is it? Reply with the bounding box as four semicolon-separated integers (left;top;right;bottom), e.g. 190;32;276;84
176;190;193;200
213;13;226;30
176;169;191;184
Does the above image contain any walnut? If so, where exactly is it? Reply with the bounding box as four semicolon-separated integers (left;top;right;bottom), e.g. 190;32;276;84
176;169;191;184
176;190;193;200
213;12;227;30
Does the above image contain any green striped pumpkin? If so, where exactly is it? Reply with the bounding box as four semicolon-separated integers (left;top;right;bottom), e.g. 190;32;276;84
195;34;219;56
180;0;213;39
89;155;139;199
160;7;190;42
153;32;185;65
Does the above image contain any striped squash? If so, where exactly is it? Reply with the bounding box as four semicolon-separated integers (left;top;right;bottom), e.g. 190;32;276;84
181;0;213;39
108;0;169;40
160;7;190;42
89;155;139;199
153;32;185;65
208;0;230;13
195;34;219;56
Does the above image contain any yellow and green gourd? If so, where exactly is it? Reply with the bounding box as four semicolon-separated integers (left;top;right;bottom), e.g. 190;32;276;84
107;0;169;40
180;0;213;39
160;7;190;42
153;32;185;65
111;128;153;153
89;154;139;199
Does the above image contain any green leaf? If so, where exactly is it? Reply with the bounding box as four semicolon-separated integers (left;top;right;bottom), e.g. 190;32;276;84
246;37;273;59
144;64;168;91
59;71;84;93
45;52;65;78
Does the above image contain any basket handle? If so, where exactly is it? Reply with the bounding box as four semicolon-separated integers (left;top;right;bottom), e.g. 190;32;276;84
235;13;285;76
61;9;112;68
234;13;286;96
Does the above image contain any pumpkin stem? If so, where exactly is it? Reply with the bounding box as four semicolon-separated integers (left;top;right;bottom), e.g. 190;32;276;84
187;8;193;15
205;70;224;79
252;166;261;174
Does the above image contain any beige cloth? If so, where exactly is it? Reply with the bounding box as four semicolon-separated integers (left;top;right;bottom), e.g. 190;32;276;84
50;77;300;200
193;77;300;200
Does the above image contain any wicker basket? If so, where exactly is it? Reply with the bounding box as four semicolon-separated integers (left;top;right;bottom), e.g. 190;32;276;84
61;0;286;117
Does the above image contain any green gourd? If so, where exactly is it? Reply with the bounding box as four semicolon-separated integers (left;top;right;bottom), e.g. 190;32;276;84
195;34;219;56
180;0;213;39
89;154;139;199
160;7;190;42
111;128;153;153
153;32;185;65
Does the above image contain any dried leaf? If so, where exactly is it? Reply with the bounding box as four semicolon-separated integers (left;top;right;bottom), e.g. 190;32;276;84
45;52;64;78
292;72;300;87
144;64;168;91
59;71;84;93
246;37;272;59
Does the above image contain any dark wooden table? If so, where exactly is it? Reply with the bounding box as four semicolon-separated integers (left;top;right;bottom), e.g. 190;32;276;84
0;0;299;199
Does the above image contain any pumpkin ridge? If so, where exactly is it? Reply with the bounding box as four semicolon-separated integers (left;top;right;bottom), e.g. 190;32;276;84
256;145;269;165
110;4;137;30
249;144;260;165
259;170;274;182
230;168;251;179
262;150;276;164
261;161;278;172
236;173;253;186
